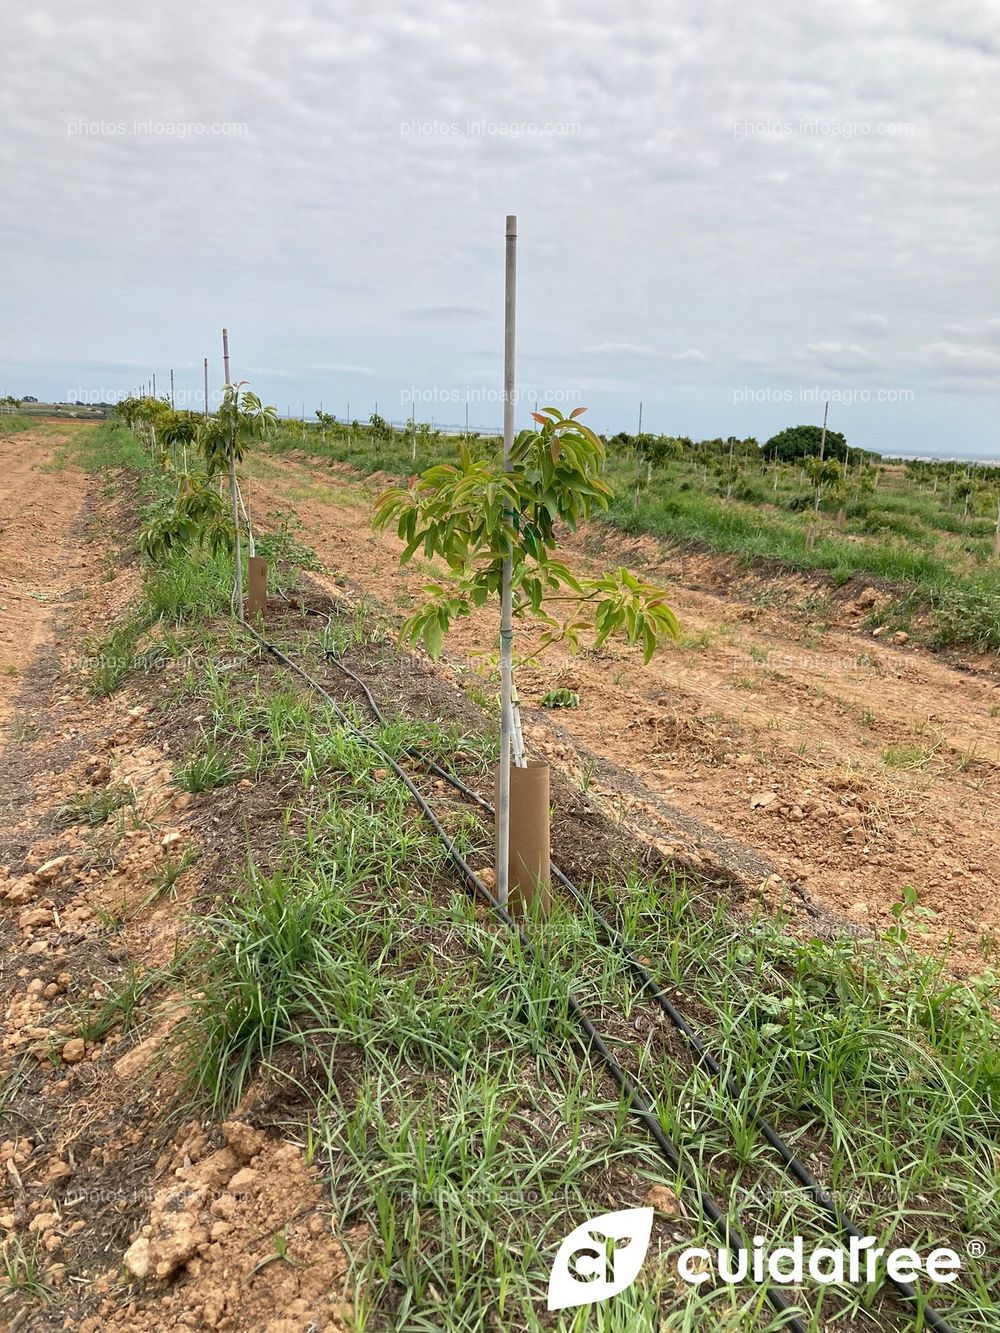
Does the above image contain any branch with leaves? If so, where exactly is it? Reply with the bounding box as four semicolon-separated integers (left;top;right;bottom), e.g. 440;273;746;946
373;407;679;662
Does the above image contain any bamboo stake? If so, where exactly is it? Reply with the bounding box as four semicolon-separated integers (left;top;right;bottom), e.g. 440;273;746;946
223;328;243;622
497;214;517;911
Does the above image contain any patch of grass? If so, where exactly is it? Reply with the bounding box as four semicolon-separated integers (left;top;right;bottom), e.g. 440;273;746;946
161;607;999;1329
53;785;135;829
881;742;935;771
142;844;199;907
1;1235;58;1305
67;965;161;1043
64;420;156;476
678;626;715;652
177;742;241;793
0;1058;30;1117
933;576;1000;651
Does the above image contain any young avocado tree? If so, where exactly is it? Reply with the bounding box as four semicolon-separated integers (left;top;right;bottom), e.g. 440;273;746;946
199;382;276;620
374;405;680;906
159;409;203;474
804;455;843;515
119;393;173;461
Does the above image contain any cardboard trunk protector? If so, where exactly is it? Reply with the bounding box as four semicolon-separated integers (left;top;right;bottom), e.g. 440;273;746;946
247;556;268;619
496;760;551;917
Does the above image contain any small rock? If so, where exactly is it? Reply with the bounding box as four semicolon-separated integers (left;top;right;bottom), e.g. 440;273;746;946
123;1236;151;1279
644;1185;681;1216
61;1039;86;1064
34;857;70;883
19;908;53;930
222;1122;266;1162
190;1148;239;1190
227;1167;258;1195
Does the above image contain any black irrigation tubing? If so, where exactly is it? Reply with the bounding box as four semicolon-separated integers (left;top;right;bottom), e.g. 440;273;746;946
295;605;958;1333
244;617;808;1333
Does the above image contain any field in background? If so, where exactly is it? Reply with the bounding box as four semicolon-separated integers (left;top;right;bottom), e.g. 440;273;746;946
266;417;1000;653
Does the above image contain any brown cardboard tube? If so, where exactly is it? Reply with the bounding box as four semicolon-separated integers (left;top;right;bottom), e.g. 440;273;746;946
247;556;268;620
496;760;551;918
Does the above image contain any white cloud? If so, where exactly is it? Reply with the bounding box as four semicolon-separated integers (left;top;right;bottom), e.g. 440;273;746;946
851;314;891;335
941;319;1000;344
804;343;874;372
583;341;660;357
0;1;996;452
919;341;1000;377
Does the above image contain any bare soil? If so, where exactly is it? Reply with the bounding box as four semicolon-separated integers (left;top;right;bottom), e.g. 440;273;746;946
248;450;1000;975
0;429;90;730
0;428;355;1331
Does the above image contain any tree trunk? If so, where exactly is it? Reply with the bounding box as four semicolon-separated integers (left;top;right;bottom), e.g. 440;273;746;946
230;449;244;622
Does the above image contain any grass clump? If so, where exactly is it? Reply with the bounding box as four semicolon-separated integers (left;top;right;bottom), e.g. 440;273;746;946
1;1236;57;1305
177;741;241;793
53;784;134;829
67;965;162;1044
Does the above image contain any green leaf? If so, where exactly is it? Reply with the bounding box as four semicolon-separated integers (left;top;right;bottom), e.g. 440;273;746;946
423;617;445;659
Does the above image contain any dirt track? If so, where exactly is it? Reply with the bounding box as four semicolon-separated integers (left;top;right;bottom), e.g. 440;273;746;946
248;450;1000;974
0;428;90;729
0;427;358;1329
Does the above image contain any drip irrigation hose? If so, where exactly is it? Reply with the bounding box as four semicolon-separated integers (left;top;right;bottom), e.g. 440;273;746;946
244;618;808;1333
297;606;957;1333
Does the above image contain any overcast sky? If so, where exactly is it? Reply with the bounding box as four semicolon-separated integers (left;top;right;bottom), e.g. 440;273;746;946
2;1;998;457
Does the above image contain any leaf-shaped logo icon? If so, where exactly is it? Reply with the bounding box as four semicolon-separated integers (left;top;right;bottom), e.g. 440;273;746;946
547;1208;654;1310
